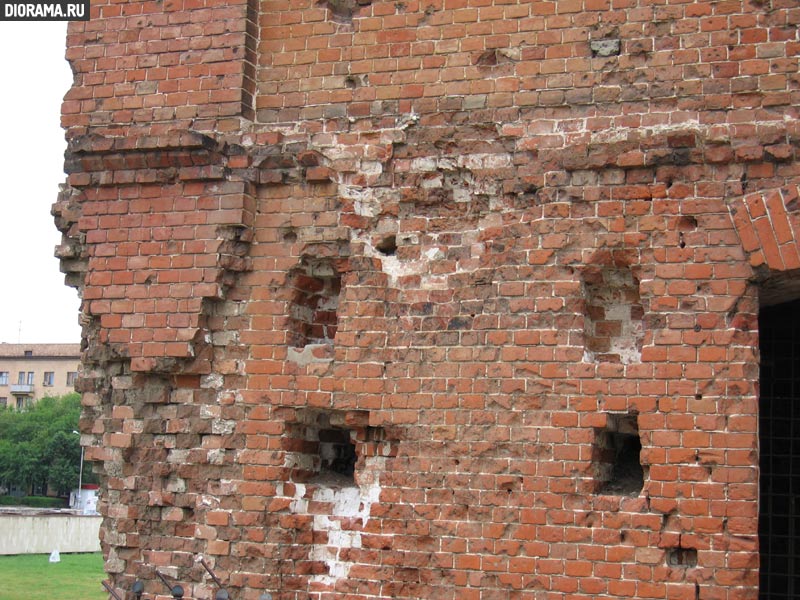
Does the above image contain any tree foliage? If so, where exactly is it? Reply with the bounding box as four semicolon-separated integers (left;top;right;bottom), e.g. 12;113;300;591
0;394;91;496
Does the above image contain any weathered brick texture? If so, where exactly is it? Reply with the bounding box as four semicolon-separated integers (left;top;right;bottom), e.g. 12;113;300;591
55;0;800;598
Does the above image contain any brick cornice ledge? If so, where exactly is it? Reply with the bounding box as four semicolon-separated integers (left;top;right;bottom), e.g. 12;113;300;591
57;130;259;374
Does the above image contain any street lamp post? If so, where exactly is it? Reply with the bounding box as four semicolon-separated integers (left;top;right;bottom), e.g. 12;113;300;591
72;430;84;508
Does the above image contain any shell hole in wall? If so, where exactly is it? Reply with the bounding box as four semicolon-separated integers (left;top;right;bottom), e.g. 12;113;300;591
282;410;382;488
593;413;644;496
376;235;398;256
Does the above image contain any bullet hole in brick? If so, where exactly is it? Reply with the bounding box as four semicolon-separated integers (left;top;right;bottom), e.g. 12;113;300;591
677;215;698;230
679;233;686;249
695;394;702;400
283;230;297;243
594;414;644;496
667;547;698;568
499;477;521;492
583;268;644;364
475;49;500;66
376;235;398;256
288;258;342;348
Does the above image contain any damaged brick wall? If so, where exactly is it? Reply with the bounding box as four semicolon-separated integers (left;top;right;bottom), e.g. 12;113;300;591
55;0;800;598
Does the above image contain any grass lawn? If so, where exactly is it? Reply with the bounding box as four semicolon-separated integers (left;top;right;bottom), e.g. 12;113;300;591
0;552;107;600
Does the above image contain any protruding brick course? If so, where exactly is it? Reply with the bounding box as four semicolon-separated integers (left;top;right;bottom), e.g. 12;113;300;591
57;0;800;598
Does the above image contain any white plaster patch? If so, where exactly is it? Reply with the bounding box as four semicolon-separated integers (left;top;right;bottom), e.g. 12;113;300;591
425;247;445;261
284;452;316;473
207;449;225;465
457;153;513;170
590;121;702;144
608;320;644;365
201;373;224;389
289;482;308;513
212;419;236;435
340;185;399;218
287;344;334;366
421;173;444;188
167;449;189;464
200;405;221;419
287;457;385;589
411;157;439;172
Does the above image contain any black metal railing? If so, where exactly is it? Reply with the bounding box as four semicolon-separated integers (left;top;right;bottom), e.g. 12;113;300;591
102;555;275;600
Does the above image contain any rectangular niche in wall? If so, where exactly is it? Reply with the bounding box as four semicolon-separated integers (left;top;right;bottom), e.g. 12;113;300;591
283;410;375;488
593;413;644;496
288;257;342;348
583;267;644;364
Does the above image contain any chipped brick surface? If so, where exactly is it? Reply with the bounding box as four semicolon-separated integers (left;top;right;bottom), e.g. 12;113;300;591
55;0;800;598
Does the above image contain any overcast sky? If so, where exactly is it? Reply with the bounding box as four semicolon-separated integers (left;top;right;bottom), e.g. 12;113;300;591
0;21;81;344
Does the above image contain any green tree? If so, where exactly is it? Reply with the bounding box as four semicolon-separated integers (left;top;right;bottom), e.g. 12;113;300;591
44;430;82;495
0;394;91;496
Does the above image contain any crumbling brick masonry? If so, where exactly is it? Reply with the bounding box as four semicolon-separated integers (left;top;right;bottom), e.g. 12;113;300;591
54;0;800;598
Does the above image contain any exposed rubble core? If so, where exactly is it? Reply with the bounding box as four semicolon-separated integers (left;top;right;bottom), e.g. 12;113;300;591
583;267;644;364
56;0;800;598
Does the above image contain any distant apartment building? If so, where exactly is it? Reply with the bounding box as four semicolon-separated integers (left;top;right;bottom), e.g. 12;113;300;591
0;344;80;409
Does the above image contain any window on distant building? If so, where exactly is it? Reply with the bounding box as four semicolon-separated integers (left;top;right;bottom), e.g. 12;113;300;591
24;350;32;357
0;372;7;386
17;372;25;385
43;372;54;386
26;372;34;385
16;397;24;410
0;397;6;407
66;371;78;386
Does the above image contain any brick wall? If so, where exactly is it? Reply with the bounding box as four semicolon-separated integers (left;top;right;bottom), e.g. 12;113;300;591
56;0;800;598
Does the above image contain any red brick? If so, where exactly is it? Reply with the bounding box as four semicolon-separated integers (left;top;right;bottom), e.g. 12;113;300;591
55;1;800;597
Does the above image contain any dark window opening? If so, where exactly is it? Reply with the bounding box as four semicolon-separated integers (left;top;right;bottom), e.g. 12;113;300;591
319;428;356;478
760;298;800;599
594;413;644;496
